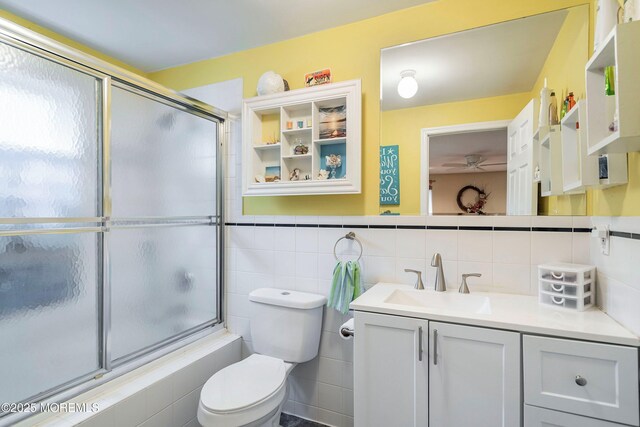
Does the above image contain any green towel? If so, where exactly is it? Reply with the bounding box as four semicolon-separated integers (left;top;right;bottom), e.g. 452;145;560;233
328;260;363;314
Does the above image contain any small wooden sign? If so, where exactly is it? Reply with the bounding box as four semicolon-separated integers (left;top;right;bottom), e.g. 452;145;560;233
380;145;400;205
305;69;332;87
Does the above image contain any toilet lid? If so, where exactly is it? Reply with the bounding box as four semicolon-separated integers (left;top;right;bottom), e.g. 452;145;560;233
201;354;286;413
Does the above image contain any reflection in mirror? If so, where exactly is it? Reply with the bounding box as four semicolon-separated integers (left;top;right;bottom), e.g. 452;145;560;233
379;6;589;216
429;128;507;215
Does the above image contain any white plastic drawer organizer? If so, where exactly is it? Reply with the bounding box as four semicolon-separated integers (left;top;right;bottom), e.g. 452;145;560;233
538;263;595;311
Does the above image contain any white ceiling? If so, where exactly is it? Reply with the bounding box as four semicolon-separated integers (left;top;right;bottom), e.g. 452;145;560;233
380;9;568;111
430;129;507;175
0;0;435;72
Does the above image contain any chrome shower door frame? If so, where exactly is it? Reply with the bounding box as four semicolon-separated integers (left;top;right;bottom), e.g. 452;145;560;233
0;16;226;426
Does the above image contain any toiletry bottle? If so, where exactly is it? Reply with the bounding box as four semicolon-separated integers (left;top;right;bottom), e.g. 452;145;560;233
605;66;618;131
538;78;551;128
605;66;616;96
560;96;568;120
568;92;576;111
549;92;559;125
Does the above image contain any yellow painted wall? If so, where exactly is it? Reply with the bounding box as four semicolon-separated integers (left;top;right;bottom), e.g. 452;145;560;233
0;10;145;75
380;92;531;214
6;0;638;215
260;114;280;144
149;0;593;216
530;5;589;215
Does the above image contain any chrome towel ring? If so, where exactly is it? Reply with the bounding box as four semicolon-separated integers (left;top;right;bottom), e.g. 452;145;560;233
333;231;363;262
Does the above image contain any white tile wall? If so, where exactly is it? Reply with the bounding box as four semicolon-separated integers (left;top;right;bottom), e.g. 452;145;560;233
225;215;589;427
591;217;640;336
223;117;605;427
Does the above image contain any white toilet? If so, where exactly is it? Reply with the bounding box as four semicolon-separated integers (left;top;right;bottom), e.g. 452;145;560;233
198;288;326;427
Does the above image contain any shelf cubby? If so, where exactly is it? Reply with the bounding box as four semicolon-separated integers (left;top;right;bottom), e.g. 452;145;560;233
539;126;561;197
281;103;312;131
561;100;627;191
312;140;347;181
586;21;640;155
539;125;585;197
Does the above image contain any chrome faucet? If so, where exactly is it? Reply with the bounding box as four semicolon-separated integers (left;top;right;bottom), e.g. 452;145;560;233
404;269;424;290
459;273;482;294
430;253;447;292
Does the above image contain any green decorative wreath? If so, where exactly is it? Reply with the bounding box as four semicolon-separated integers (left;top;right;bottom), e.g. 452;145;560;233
456;185;489;215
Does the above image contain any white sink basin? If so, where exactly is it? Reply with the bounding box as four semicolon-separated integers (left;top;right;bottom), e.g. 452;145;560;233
384;289;492;314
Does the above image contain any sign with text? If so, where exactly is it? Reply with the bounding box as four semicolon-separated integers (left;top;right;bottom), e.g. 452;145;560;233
380;145;400;205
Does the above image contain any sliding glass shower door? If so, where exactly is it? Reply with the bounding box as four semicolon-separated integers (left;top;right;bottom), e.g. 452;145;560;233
0;30;223;412
109;85;219;362
0;40;103;405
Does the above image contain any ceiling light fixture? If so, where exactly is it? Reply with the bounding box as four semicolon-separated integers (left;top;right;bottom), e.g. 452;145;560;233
397;69;418;99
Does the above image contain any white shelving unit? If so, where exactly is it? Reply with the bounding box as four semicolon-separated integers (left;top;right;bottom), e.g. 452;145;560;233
539;125;585;197
242;80;361;196
586;21;640;155
539;126;563;197
561;100;627;191
532;127;542;183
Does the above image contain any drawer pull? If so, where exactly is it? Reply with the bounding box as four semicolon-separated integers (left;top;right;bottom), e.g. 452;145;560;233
575;375;587;386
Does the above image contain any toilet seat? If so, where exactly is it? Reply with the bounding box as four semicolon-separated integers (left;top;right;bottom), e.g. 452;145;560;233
198;354;287;426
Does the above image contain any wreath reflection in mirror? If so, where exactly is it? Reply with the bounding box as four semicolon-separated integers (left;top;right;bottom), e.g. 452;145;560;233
456;185;490;215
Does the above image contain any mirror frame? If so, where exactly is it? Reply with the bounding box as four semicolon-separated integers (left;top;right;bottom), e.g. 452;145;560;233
420;120;511;215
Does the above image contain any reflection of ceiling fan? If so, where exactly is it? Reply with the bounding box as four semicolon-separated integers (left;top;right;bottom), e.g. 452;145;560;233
441;154;506;171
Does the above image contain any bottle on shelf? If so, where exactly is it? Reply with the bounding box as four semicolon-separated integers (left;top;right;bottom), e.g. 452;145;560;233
538;78;551;128
549;91;559;125
604;65;618;132
567;92;576;111
560;95;568;120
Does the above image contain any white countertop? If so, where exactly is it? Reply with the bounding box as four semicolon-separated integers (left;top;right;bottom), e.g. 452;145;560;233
350;284;640;347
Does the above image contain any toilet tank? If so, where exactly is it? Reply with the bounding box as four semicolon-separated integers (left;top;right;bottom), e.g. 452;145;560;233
248;288;326;363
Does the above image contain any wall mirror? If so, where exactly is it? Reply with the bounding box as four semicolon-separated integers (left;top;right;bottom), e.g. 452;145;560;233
379;5;589;216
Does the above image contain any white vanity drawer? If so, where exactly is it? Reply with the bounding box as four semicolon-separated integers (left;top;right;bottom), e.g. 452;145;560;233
525;405;626;427
523;335;639;426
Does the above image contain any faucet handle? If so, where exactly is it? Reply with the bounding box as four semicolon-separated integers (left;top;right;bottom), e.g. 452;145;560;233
404;269;425;290
459;273;482;294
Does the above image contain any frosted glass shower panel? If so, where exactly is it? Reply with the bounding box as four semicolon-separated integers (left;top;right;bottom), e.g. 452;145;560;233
110;225;217;360
0;42;100;218
0;232;99;404
110;87;217;217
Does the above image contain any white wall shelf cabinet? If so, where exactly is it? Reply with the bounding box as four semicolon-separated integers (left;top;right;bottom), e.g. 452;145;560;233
561;100;627;191
242;80;361;196
586;21;640;155
539;126;564;196
539;125;585;197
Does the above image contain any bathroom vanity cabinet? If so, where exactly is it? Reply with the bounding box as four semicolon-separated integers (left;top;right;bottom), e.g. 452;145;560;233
429;322;520;427
354;312;519;427
353;312;428;427
354;311;639;427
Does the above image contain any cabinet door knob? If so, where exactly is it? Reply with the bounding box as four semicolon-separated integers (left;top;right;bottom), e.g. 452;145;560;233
575;375;587;386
